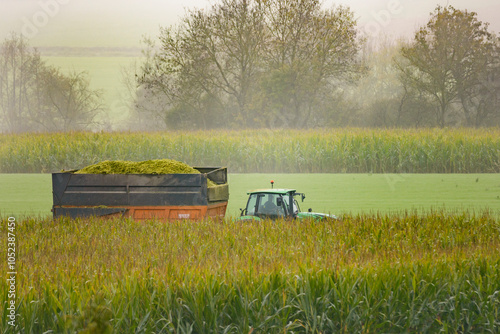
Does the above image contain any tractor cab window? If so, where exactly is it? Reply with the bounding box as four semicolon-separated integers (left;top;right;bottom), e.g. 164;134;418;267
245;193;286;217
245;194;258;215
259;194;282;215
283;196;300;215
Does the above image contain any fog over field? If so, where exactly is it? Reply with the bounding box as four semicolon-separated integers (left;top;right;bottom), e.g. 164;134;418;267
1;0;500;131
2;3;500;332
1;0;499;48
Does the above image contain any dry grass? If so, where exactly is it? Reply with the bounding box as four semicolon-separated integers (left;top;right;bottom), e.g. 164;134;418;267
1;212;499;332
7;211;500;290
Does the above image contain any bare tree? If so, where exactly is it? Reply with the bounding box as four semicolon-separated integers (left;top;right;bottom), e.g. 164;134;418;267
40;68;103;131
0;33;41;132
0;33;103;132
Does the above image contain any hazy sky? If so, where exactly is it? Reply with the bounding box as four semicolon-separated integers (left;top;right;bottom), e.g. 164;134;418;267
1;0;499;48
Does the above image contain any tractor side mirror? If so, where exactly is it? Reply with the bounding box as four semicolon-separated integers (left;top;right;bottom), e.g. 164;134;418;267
276;197;283;206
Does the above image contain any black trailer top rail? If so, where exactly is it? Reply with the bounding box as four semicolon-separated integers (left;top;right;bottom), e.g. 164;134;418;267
52;167;228;209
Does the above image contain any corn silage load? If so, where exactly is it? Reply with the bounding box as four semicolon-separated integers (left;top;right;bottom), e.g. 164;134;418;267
75;159;217;187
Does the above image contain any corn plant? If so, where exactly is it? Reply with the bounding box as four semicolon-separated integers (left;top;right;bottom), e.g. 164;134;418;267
1;128;499;173
1;211;499;333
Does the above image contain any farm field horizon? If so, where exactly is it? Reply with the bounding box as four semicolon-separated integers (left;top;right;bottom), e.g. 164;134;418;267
1;173;499;219
2;2;500;327
1;128;500;332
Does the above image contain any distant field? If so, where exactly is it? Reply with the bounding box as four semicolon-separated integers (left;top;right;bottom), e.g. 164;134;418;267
1;173;499;218
44;56;139;128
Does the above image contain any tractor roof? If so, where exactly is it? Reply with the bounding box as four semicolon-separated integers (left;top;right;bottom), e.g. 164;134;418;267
247;189;296;195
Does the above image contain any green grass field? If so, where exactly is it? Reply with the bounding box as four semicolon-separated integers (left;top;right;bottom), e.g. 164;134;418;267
2;171;499;332
1;173;499;218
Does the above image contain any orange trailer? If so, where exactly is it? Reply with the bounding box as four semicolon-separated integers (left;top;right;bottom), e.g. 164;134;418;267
52;167;228;221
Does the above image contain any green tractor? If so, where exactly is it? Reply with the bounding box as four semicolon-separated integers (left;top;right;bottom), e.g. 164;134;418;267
238;181;337;222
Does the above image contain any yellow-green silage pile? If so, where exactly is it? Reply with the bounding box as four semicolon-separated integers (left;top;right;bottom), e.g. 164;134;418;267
75;159;217;187
75;159;197;175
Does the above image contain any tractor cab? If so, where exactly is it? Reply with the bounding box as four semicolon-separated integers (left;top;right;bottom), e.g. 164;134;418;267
238;181;337;221
240;189;302;220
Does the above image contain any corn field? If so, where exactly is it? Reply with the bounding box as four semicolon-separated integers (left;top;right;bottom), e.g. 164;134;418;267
1;211;499;333
1;128;499;173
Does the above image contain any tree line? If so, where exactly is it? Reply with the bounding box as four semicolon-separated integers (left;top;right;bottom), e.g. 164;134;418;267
0;34;103;132
133;1;500;129
135;0;363;129
1;1;499;132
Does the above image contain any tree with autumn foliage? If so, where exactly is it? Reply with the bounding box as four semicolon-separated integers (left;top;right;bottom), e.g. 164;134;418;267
136;0;362;129
396;6;499;127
